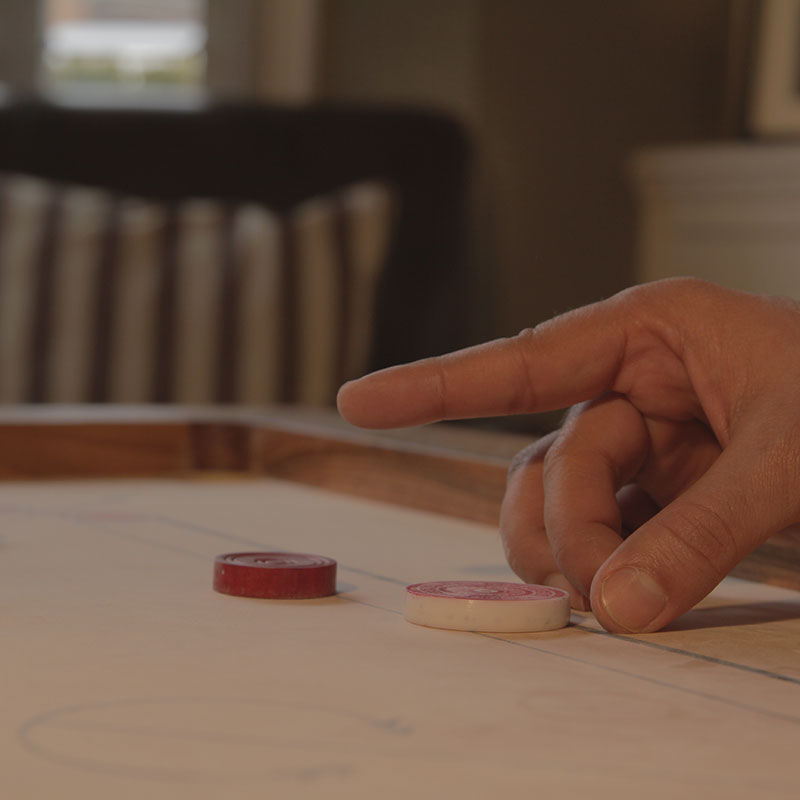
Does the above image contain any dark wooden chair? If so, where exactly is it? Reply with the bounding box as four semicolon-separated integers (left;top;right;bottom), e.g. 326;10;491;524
0;96;470;380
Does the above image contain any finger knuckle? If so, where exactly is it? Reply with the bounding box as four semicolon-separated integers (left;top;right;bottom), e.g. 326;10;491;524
503;329;540;414
541;434;606;484
503;542;527;580
498;522;544;584
549;536;578;573
659;500;740;580
507;437;550;483
431;359;451;420
507;448;533;481
541;440;568;482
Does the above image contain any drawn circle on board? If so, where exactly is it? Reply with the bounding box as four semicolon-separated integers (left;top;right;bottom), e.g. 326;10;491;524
18;697;419;782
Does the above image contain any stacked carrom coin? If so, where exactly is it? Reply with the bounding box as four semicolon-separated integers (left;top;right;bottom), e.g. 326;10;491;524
213;552;337;599
404;580;570;632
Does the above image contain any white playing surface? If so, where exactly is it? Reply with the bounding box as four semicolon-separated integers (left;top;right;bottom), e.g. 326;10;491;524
2;477;799;799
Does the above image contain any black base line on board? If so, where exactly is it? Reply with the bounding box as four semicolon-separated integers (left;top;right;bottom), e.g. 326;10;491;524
81;508;800;685
478;632;800;727
333;594;404;615
148;514;408;586
572;623;800;686
7;500;800;705
337;585;800;727
0;503;411;588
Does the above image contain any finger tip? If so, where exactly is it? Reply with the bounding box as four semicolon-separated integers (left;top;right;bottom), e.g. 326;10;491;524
335;379;356;419
336;376;382;428
590;565;670;633
543;572;589;611
338;365;434;429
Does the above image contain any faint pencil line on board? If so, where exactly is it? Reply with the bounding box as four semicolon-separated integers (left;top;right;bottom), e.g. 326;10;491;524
333;593;403;615
136;511;800;689
1;503;410;589
130;513;411;587
572;623;800;687
150;514;409;586
477;633;800;727
150;514;273;549
15;502;800;699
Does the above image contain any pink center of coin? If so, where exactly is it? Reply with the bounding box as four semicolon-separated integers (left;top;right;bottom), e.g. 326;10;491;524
406;581;567;601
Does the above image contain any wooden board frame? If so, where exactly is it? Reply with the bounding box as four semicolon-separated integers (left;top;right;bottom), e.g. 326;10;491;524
0;405;797;591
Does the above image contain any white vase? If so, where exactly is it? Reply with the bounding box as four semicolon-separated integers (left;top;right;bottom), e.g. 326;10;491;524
630;143;800;298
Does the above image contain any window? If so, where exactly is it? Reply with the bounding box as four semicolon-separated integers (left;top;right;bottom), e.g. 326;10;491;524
40;0;207;99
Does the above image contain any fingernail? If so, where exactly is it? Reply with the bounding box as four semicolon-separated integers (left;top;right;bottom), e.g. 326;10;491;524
600;567;668;632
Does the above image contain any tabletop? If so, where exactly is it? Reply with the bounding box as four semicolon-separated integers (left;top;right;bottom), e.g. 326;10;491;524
1;406;799;799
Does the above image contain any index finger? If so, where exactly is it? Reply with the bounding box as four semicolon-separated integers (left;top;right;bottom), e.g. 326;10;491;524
337;300;627;429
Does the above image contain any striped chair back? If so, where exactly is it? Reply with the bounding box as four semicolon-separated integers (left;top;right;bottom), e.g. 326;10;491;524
0;173;394;405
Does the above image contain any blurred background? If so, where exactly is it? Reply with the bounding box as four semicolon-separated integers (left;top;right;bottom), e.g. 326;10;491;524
0;0;796;429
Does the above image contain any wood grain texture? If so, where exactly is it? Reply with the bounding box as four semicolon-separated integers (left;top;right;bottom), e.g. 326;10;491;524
0;406;796;589
189;422;255;472
731;527;800;590
254;427;508;526
0;422;194;477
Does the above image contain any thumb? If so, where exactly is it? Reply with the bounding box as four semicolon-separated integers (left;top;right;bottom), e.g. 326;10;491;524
589;436;798;633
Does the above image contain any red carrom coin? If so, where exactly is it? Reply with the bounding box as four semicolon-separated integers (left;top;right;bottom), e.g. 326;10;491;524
213;552;337;599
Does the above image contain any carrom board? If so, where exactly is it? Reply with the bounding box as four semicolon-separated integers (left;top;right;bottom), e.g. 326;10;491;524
1;407;799;799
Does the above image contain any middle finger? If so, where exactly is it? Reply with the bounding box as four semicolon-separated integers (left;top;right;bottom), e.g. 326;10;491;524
543;394;649;598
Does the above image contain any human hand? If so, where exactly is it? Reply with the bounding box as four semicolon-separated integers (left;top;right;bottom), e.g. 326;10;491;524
337;278;800;632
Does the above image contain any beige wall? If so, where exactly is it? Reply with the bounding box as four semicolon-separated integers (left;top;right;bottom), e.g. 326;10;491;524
321;0;482;122
0;0;40;91
320;0;733;342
